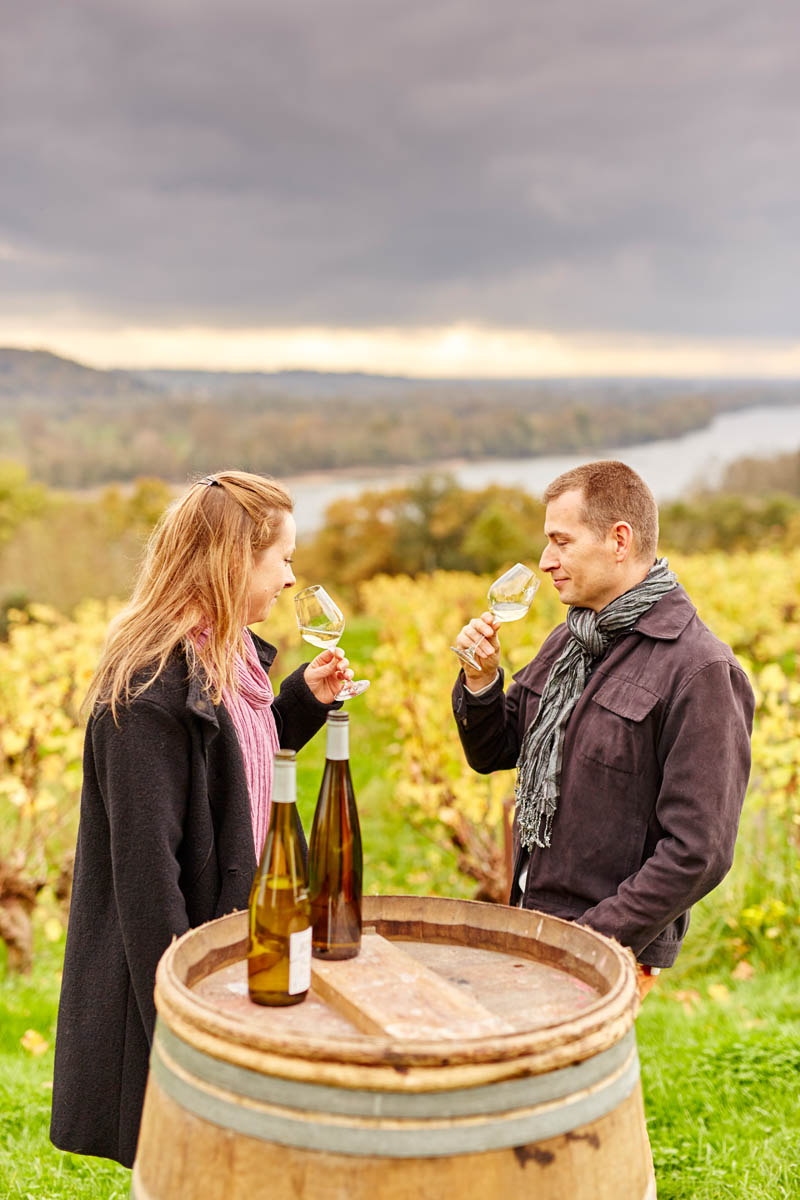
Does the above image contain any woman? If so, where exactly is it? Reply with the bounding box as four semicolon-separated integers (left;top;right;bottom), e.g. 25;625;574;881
50;471;350;1168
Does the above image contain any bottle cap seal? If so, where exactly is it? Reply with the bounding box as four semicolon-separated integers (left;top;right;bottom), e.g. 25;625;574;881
273;749;297;802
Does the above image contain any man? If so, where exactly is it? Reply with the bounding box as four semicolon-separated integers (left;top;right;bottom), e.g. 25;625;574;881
452;461;754;997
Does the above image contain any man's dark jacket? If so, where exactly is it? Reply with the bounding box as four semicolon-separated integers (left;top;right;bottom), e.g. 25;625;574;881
452;586;754;966
50;634;332;1168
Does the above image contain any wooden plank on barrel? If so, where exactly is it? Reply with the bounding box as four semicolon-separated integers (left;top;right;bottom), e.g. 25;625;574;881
311;933;515;1040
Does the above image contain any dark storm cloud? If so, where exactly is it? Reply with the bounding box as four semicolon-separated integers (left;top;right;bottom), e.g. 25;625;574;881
1;0;798;336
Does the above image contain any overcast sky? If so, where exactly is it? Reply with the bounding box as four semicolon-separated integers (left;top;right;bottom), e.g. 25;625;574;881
1;0;799;374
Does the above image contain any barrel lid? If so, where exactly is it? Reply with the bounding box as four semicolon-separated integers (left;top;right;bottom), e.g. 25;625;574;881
155;895;638;1089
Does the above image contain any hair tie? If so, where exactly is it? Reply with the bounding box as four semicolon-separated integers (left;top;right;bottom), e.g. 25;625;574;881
201;476;221;487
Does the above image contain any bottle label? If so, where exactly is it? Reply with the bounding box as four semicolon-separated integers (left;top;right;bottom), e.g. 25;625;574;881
289;926;312;994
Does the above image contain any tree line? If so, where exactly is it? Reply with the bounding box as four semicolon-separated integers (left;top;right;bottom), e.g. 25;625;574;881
5;345;800;488
2;451;800;618
4;391;725;487
3;346;799;488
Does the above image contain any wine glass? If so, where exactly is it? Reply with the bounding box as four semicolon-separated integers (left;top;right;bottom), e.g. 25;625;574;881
451;562;539;670
294;585;370;700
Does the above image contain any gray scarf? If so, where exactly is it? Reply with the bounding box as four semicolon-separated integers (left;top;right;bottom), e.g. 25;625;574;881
515;557;678;851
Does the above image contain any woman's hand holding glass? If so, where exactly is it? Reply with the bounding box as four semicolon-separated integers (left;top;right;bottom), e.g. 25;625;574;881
303;646;355;704
295;585;370;701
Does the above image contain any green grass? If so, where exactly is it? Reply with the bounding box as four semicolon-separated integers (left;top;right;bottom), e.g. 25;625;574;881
0;937;130;1198
637;967;800;1200
2;615;796;1197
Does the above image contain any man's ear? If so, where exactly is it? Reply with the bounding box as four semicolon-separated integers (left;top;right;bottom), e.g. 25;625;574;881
611;521;634;562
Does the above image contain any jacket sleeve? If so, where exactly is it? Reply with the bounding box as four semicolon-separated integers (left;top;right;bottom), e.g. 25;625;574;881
578;659;755;956
451;668;526;773
272;662;337;751
91;701;193;1040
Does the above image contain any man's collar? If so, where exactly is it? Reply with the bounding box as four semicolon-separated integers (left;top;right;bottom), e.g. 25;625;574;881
632;584;695;640
513;583;695;690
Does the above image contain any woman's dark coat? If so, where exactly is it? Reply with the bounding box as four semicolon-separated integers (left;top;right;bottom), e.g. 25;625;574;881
50;634;332;1168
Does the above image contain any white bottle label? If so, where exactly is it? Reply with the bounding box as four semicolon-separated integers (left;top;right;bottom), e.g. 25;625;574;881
288;926;312;994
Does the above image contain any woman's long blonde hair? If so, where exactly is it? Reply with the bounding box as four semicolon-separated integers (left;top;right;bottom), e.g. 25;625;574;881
85;471;293;719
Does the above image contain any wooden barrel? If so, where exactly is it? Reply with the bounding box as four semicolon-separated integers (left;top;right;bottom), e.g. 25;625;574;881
131;895;655;1200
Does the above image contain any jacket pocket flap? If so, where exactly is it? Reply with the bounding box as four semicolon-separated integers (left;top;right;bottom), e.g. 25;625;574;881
592;677;659;722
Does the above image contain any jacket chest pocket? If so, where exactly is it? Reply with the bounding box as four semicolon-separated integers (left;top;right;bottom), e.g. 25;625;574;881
578;677;660;776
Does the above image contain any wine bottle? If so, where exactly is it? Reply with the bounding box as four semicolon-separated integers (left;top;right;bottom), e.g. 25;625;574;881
247;749;312;1006
309;711;363;959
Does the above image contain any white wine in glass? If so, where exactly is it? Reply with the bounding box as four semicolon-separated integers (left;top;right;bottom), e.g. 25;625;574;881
294;584;370;700
451;562;539;670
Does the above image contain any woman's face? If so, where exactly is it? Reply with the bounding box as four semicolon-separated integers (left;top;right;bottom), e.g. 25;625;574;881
245;513;297;624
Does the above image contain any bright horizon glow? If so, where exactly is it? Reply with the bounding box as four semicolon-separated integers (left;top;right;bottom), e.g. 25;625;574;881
3;320;800;379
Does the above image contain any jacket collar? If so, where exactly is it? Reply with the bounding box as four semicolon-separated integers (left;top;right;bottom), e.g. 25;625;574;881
248;628;278;669
514;583;696;689
632;583;696;641
186;629;278;725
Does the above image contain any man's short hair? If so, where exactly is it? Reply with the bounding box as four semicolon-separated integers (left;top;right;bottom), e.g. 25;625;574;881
542;460;658;562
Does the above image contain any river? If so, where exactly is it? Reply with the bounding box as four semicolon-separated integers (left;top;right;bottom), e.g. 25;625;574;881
286;403;800;535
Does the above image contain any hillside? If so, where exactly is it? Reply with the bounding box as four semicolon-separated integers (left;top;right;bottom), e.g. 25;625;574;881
0;347;154;413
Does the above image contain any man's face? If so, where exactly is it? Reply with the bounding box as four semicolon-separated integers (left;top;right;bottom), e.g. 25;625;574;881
539;489;621;612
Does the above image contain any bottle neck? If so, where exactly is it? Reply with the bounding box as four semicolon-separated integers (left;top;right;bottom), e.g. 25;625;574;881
326;720;349;761
271;802;297;835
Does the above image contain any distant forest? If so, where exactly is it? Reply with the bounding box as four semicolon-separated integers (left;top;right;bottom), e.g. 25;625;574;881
1;347;799;488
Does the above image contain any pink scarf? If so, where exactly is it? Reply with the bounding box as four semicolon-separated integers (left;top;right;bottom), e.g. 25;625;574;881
220;631;280;860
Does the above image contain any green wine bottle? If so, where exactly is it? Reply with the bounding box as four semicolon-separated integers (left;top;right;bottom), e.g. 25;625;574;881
247;749;311;1006
309;711;363;960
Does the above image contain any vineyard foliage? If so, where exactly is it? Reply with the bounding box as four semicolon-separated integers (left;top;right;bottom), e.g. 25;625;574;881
1;553;799;968
0;601;113;865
